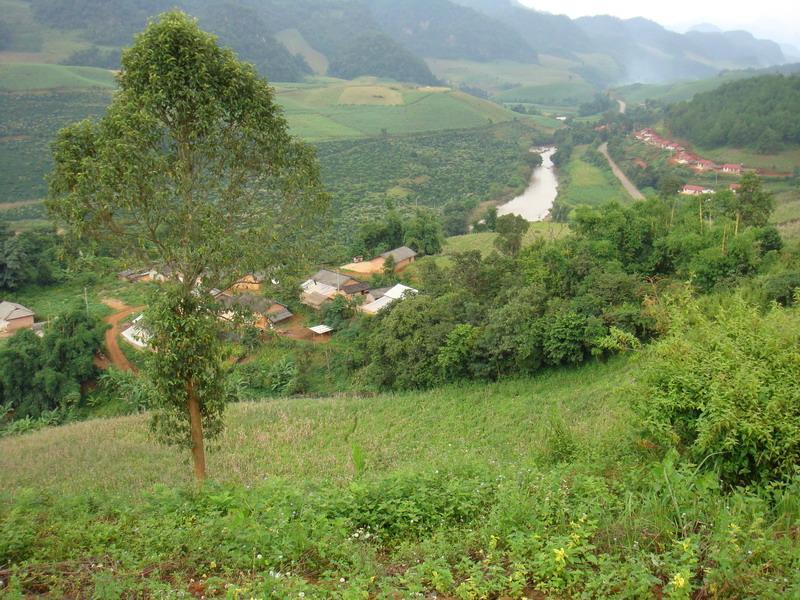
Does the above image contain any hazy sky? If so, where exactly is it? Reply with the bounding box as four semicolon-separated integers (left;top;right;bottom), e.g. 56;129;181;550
518;0;800;48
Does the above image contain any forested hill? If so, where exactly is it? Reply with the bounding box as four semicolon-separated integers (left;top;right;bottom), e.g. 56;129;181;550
368;0;537;63
666;74;800;153
15;0;438;84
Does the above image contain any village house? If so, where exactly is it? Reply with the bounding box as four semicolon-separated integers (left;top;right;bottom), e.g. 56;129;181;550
721;164;743;175
360;283;418;315
229;272;266;293
300;269;361;309
729;183;742;193
381;246;418;270
340;246;419;275
693;159;718;172
681;184;715;196
0;301;34;333
219;293;293;330
121;315;151;349
117;268;152;283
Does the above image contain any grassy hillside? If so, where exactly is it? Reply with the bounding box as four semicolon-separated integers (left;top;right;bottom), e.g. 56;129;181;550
275;78;516;142
2;348;798;597
427;56;598;108
0;359;632;496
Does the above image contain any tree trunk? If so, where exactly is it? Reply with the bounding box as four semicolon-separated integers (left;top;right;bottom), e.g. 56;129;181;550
187;380;206;482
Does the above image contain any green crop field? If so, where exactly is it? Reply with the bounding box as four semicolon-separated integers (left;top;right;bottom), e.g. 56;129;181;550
558;145;629;207
274;79;517;141
494;81;597;108
427;57;598;109
0;63;116;91
0;75;521;203
427;57;581;89
0;87;113;202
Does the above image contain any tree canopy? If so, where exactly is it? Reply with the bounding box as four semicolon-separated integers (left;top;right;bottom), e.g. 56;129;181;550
667;75;800;153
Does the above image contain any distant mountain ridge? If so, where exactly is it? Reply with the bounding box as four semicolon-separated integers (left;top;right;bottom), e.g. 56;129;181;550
454;0;785;83
0;0;790;87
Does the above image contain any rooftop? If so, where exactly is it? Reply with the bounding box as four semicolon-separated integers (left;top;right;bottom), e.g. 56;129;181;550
0;301;34;322
380;246;418;263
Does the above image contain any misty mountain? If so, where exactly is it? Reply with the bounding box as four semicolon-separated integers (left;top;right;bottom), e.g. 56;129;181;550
453;0;785;84
689;23;723;34
368;0;538;63
3;0;790;87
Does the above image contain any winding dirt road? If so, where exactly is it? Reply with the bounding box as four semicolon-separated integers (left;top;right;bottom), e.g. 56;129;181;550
102;299;144;372
599;142;645;201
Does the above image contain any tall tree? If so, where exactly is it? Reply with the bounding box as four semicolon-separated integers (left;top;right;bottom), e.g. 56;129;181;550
494;213;530;256
48;11;327;481
403;208;444;256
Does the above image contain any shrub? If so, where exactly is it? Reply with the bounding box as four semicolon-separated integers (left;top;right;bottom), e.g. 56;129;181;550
636;296;800;487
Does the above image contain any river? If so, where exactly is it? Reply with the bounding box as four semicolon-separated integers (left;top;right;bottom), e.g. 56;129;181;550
497;147;558;222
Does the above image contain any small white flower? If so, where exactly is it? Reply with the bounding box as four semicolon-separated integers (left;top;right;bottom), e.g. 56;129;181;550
340;578;346;583
256;554;263;560
299;593;305;598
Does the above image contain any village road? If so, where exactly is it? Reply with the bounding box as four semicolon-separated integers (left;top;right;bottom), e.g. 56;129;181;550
599;142;645;200
102;299;144;372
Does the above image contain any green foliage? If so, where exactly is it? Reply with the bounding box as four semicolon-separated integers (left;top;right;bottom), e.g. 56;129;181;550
197;2;311;83
328;32;438;85
357;185;783;391
667;75;800;152
403;208;444;256
636;295;800;487
578;92;613;116
0;310;105;421
493;213;530;256
322;295;359;330
1;462;799;597
0;223;62;291
436;323;479;382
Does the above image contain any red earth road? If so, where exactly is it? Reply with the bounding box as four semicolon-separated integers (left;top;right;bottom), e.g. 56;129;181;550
102;299;144;372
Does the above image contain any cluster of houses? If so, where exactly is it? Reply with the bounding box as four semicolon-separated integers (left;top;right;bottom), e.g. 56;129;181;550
634;129;744;175
680;183;742;196
300;246;420;314
115;245;420;347
300;269;418;315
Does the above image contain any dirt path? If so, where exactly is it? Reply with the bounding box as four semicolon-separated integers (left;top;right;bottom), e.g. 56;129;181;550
102;300;144;372
599;142;645;200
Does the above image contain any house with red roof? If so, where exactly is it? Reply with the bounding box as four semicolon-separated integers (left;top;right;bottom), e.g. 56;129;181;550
721;164;743;174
